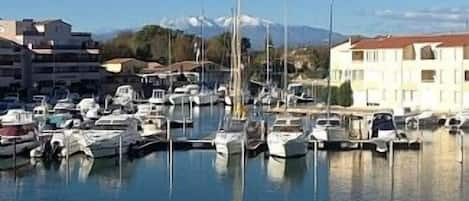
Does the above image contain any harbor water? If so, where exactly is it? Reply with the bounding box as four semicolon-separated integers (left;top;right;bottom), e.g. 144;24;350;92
1;106;469;201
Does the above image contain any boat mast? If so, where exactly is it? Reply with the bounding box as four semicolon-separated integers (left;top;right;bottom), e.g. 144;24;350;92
326;0;334;120
201;0;206;87
283;0;288;105
233;0;244;119
266;24;270;85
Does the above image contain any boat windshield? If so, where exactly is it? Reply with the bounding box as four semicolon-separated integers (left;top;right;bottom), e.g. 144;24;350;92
93;124;128;130
272;125;302;132
317;120;341;126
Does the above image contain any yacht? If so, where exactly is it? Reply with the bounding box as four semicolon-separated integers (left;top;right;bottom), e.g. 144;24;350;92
191;87;218;105
148;89;169;105
0;95;24;114
168;85;199;105
81;115;142;158
286;83;314;104
113;85;139;107
267;116;308;158
254;86;280;105
368;112;398;152
310;113;346;142
77;98;100;119
0;110;38;156
140;115;166;139
30;119;84;158
214;118;246;155
53;98;76;112
446;109;469;131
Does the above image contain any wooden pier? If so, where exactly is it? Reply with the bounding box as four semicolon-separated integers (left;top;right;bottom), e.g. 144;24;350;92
130;137;421;157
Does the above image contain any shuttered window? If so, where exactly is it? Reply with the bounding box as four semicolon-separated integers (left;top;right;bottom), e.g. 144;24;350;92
421;70;436;82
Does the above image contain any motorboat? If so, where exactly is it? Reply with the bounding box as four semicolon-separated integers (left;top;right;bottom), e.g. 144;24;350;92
77;98;100;119
148;89;169;105
446;109;469;131
368;112;398;152
113;85;139;107
254;86;281;105
217;85;232;106
140;115;167;139
214;118;246;155
81;115;142;158
30;119;84;158
0;95;24;115
168;85;199;105
286;83;314;104
368;112;398;141
53;98;76;112
267;116;308;158
0;109;38;156
191;87;219;105
310;113;346;142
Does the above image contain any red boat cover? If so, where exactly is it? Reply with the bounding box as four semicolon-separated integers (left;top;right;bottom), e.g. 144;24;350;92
0;126;27;136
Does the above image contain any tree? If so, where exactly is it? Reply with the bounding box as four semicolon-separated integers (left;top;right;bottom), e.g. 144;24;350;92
338;81;353;107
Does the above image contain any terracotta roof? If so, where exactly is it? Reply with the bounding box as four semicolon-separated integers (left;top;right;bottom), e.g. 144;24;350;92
351;33;469;49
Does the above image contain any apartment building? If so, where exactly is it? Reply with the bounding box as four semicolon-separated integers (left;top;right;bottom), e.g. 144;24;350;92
330;33;469;112
0;39;22;88
0;19;102;93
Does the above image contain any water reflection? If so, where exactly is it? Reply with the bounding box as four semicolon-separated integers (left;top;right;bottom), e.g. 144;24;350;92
267;157;307;186
213;154;244;201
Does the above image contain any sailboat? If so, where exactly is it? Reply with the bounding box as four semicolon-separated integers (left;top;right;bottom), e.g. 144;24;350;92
267;4;309;158
254;24;281;105
214;0;249;155
190;16;218;106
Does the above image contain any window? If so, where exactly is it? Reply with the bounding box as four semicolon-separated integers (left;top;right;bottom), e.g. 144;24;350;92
420;46;435;60
465;71;469;82
421;70;436;83
352;51;364;61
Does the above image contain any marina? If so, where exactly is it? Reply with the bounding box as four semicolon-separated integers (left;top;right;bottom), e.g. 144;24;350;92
1;0;469;200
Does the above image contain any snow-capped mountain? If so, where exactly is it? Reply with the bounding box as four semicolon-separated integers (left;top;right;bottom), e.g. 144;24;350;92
160;15;346;50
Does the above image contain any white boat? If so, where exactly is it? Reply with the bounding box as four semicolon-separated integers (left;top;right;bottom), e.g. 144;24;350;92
214;119;246;155
30;119;84;158
113;85;139;107
77;98;100;118
368;112;398;152
140;115;166;138
254;86;280;105
267;116;308;158
0;110;38;156
148;89;169;105
168;85;199;105
286;83;314;104
33;104;50;120
446;109;469;130
81;115;142;158
191;88;218;105
310;114;346;141
53;98;76;111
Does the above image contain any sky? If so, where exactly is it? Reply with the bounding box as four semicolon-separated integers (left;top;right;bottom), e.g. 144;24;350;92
1;0;469;36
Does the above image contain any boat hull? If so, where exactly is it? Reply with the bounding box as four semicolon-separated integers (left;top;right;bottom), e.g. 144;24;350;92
169;95;191;105
268;140;307;158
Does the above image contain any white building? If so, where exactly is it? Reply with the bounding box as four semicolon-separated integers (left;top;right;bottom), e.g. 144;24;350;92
330;33;469;112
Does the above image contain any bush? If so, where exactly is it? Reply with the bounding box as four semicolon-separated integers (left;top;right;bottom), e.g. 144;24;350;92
317;81;353;107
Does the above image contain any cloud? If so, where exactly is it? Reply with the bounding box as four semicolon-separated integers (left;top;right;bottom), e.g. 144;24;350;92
375;7;469;23
372;7;469;33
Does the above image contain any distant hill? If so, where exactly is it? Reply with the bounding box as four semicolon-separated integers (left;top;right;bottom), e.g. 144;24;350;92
160;15;347;50
95;15;347;50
